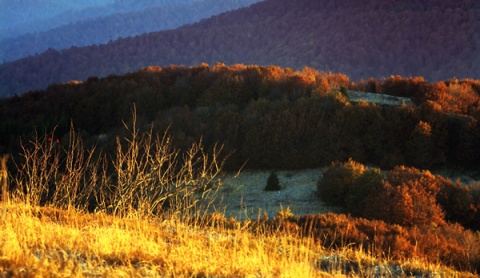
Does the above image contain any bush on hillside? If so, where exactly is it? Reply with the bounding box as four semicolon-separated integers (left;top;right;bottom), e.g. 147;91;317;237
344;167;384;217
316;159;365;206
318;162;455;227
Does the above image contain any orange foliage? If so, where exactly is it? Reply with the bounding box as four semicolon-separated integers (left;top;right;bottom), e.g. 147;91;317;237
380;75;428;98
426;81;480;114
365;183;415;226
361;166;446;227
269;213;480;272
387;166;441;195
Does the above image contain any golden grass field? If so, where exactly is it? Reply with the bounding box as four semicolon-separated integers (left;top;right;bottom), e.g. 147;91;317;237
2;202;476;277
0;202;324;277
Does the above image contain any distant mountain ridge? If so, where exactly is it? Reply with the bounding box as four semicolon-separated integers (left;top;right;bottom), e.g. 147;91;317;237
0;0;262;62
1;0;114;40
0;1;211;40
0;0;479;97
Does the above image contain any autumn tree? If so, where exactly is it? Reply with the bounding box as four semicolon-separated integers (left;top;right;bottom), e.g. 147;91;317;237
364;182;414;226
365;166;446;227
380;75;428;98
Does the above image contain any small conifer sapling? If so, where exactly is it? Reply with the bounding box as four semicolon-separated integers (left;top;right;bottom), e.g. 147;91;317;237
265;171;281;191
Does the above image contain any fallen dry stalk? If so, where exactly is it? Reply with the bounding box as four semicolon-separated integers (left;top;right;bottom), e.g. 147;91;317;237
1;154;8;204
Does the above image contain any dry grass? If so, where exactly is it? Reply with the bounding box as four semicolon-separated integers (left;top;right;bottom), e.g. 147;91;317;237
1;203;475;277
0;114;477;277
0;203;325;277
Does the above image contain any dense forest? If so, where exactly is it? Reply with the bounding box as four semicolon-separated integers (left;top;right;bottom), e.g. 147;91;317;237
0;0;261;62
1;63;479;170
1;0;479;97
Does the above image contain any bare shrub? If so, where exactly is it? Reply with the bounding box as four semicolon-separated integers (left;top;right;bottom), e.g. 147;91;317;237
10;110;227;219
92;110;227;218
12;130;62;206
51;125;99;211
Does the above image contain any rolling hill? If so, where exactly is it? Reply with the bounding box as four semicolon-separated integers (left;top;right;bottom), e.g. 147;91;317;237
0;0;203;40
0;0;262;62
1;0;114;40
0;0;479;97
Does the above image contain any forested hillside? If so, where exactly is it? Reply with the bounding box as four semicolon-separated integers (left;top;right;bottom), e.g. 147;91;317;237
0;0;261;62
1;0;479;97
1;64;479;171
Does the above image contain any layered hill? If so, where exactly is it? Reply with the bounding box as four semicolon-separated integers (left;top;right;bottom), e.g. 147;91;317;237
0;0;261;62
0;0;199;40
1;0;479;97
1;0;115;40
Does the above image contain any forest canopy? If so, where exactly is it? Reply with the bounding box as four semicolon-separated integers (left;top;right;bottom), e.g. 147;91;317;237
1;64;479;171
